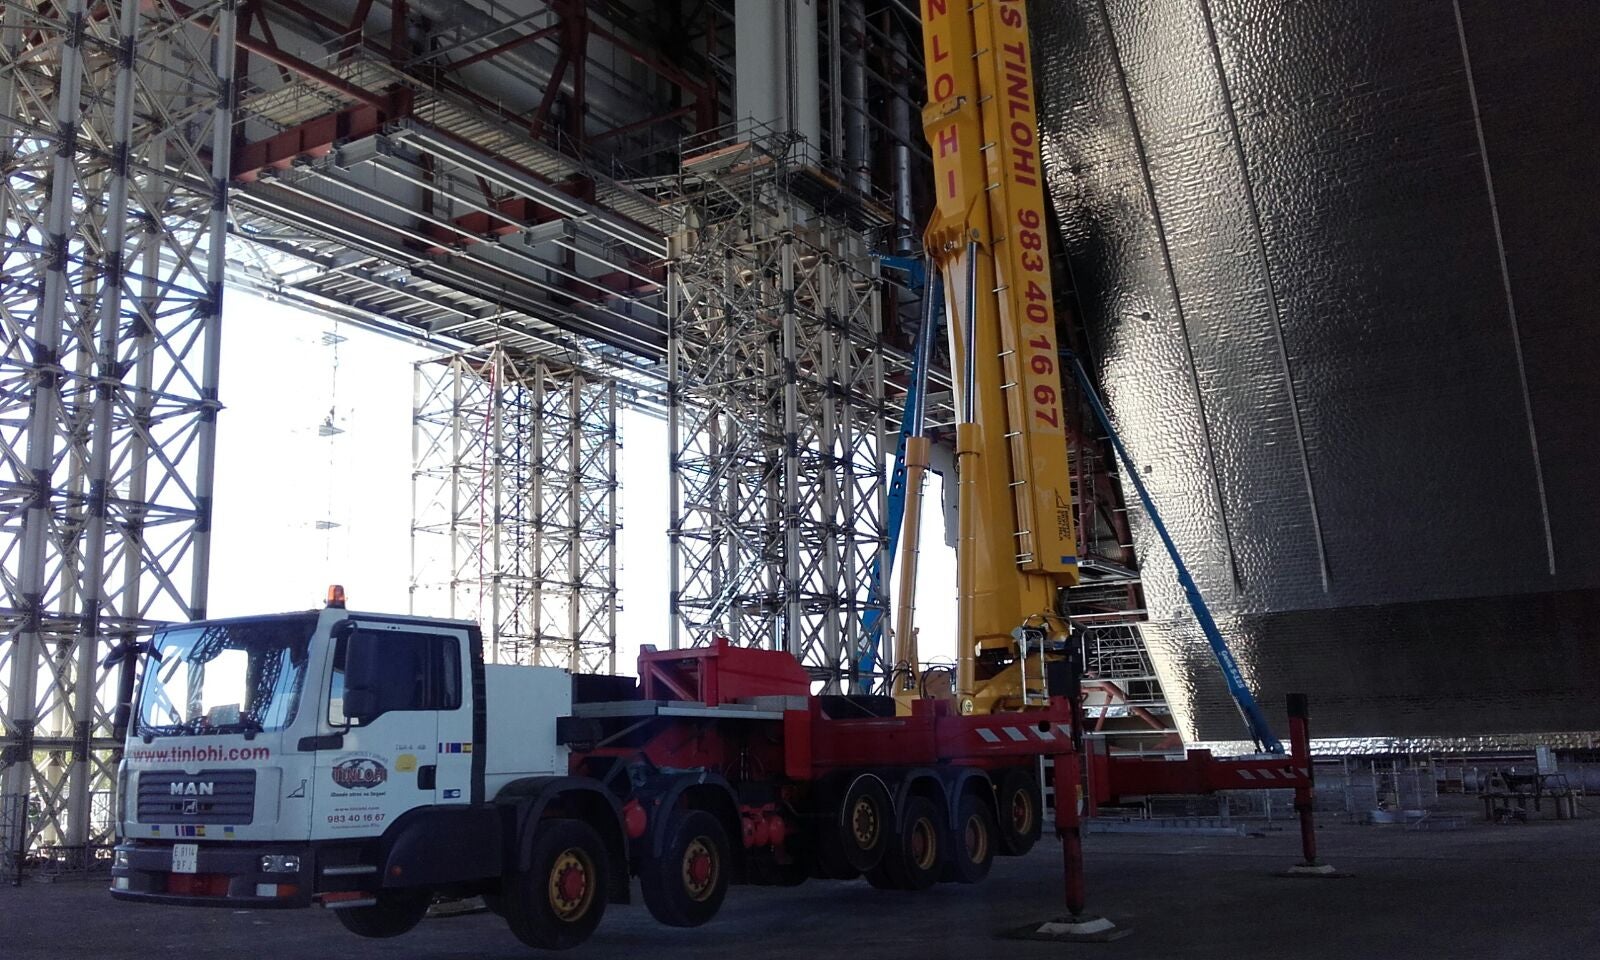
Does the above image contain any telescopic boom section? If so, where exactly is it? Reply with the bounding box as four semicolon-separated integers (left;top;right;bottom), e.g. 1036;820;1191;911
920;0;1078;710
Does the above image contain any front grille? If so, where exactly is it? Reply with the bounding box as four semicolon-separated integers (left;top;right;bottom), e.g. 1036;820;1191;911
137;769;256;824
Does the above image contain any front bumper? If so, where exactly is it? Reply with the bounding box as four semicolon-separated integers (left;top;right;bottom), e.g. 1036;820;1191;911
110;840;317;909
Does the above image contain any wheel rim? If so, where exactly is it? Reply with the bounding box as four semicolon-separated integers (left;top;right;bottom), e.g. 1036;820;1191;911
682;836;718;902
1011;788;1034;836
851;796;879;849
547;848;596;921
964;813;990;864
909;818;938;871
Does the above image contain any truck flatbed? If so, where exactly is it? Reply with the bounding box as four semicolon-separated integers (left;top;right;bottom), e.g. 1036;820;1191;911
571;700;787;722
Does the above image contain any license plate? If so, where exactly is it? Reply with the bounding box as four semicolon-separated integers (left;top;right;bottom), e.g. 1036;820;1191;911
171;843;199;875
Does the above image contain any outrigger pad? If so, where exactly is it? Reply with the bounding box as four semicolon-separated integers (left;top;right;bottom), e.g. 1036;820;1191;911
1003;915;1131;943
1279;862;1353;879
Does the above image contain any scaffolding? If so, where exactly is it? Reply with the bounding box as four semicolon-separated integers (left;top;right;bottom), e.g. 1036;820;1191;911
666;126;888;691
0;0;235;868
411;347;619;673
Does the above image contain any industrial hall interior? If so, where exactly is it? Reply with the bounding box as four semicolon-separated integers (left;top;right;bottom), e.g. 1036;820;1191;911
1;1;1596;958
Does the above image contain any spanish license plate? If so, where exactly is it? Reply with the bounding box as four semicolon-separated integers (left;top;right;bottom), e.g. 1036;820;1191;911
171;843;199;875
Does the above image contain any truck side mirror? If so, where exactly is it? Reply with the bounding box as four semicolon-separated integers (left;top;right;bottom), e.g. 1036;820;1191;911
341;686;378;723
341;632;382;724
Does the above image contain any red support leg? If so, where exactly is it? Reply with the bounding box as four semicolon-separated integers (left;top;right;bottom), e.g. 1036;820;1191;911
1053;750;1087;916
1287;693;1318;866
1003;746;1125;941
1283;694;1344;878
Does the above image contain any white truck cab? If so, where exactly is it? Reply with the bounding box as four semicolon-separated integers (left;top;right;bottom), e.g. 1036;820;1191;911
111;593;580;929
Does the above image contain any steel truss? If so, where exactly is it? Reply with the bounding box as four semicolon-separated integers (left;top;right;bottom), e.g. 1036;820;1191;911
0;0;235;869
412;347;618;673
667;128;887;692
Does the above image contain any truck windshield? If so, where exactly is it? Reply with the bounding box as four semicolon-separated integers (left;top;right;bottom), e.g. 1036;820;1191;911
137;615;317;737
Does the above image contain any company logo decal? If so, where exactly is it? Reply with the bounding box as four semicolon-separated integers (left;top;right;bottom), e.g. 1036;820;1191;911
331;757;388;790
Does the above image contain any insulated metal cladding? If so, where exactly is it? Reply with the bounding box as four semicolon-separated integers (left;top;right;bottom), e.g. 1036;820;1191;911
1031;0;1600;750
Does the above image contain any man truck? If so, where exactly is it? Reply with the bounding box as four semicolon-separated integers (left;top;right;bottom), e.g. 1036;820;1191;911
109;590;1079;949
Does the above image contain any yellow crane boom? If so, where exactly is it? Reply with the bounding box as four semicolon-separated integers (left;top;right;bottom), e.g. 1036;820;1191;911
918;0;1079;713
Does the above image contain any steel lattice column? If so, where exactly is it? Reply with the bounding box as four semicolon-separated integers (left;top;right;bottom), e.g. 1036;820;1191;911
667;131;887;692
0;0;236;869
412;348;619;673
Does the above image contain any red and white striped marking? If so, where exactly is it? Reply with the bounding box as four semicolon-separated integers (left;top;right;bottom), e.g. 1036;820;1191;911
1233;766;1311;782
973;723;1069;745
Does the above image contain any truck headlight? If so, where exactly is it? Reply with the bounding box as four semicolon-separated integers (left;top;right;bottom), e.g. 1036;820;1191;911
113;849;130;871
259;855;300;874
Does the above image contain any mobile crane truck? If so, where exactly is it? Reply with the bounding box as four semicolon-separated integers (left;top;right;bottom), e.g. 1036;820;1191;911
110;0;1328;947
109;589;1086;948
107;589;1320;947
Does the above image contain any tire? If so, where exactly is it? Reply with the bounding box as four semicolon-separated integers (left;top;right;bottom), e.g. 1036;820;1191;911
640;809;732;928
334;889;430;939
946;789;998;884
503;818;609;951
810;836;863;881
864;859;900;889
868;794;943;891
995;766;1044;856
831;775;892;872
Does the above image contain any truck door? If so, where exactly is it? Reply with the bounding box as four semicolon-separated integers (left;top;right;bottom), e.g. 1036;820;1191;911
310;619;471;840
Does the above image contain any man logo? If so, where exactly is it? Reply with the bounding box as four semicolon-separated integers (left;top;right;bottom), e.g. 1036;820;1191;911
169;781;215;796
182;799;200;816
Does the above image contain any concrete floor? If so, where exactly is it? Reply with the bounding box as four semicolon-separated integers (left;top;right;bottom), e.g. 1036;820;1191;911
7;804;1597;959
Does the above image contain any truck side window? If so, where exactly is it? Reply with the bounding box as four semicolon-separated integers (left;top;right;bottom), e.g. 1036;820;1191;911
328;630;462;725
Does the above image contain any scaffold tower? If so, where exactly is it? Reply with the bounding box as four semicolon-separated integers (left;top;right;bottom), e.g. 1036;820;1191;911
0;0;235;869
411;347;619;674
666;127;888;692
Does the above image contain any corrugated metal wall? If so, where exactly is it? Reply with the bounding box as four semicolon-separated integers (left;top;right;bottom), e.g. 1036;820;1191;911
1033;0;1600;748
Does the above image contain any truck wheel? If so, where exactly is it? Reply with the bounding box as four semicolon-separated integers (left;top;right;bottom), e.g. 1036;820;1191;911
835;775;892;872
334;890;431;938
863;852;905;890
995;766;1043;856
503;818;608;950
867;795;942;891
641;809;732;927
946;790;997;884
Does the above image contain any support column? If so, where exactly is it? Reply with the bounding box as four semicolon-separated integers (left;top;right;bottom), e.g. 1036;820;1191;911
0;0;237;871
666;132;886;691
412;348;618;673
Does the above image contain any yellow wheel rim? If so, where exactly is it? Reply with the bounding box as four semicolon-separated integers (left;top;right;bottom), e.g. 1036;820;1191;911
851;796;879;848
964;813;990;864
547;848;596;921
910;818;938;871
1012;788;1034;836
681;837;718;902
